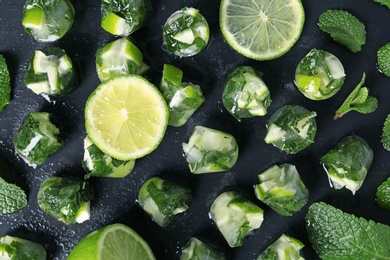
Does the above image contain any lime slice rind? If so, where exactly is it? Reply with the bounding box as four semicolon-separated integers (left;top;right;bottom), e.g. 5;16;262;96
220;0;305;60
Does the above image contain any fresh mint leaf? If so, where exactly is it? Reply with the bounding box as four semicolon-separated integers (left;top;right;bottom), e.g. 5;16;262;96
334;73;378;119
318;9;366;52
377;42;390;77
377;177;390;210
381;114;390;151
306;202;390;259
0;54;10;112
374;0;390;9
0;177;27;214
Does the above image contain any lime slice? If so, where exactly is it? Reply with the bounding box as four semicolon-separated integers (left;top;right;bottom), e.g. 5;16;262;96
101;12;131;36
22;7;45;29
85;75;169;160
68;223;156;260
219;0;305;60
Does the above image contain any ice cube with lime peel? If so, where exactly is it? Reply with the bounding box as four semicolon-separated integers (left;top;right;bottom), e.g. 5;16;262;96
22;0;75;42
321;135;373;195
101;0;151;36
222;66;271;120
295;49;345;100
181;237;225;260
210;191;264;248
138;176;192;228
163;7;210;57
254;164;309;216
160;64;205;127
264;105;317;154
182;126;239;174
82;136;135;178
37;176;91;225
68;223;156;260
257;234;304;260
96;37;149;82
24;47;78;97
13;112;63;168
0;235;47;260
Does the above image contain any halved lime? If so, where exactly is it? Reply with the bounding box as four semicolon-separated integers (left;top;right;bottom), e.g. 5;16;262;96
68;223;156;260
219;0;305;60
85;75;168;160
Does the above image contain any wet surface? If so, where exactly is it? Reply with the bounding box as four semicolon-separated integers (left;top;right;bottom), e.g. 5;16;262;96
1;0;390;259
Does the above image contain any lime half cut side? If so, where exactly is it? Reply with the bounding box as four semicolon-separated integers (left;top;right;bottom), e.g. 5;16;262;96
85;75;169;161
220;0;305;60
68;223;156;260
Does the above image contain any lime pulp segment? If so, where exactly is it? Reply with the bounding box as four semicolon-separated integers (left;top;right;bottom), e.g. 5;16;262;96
85;75;168;160
220;0;305;60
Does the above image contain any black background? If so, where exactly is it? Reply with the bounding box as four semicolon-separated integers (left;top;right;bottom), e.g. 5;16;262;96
1;0;390;259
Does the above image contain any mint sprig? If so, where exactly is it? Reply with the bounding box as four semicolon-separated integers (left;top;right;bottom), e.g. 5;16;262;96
334;73;378;119
306;202;390;259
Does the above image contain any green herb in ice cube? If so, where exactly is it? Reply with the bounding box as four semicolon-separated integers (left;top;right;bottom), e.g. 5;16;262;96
138;176;192;228
222;66;271;120
160;64;205;127
182;126;238;174
13;112;63;168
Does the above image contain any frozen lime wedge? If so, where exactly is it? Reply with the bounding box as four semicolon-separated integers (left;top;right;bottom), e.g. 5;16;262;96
295;75;322;92
22;7;45;29
219;0;305;60
85;75;169;160
124;40;143;66
101;12;131;36
68;223;156;260
162;64;183;86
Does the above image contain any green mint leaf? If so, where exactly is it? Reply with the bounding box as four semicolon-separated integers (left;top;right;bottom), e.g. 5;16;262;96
381;114;390;151
318;9;366;52
0;177;27;214
374;0;390;9
306;202;390;259
334;73;377;119
377;177;390;210
377;42;390;77
351;96;378;114
351;87;368;105
0;54;11;112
